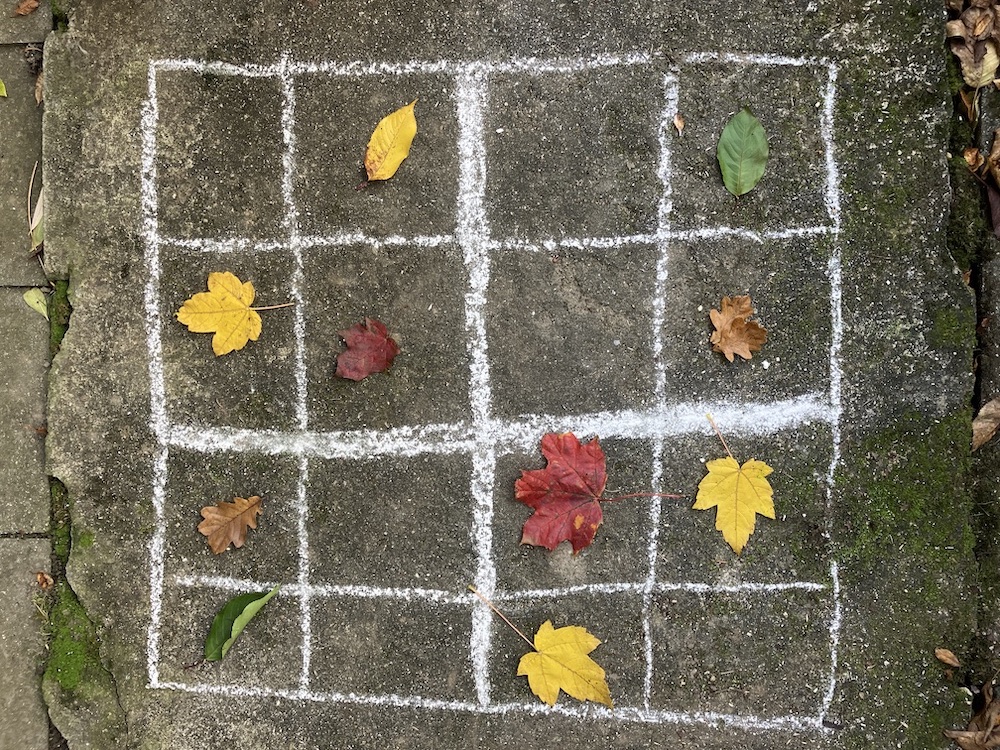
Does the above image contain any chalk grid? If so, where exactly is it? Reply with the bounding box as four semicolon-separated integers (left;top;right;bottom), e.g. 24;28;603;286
141;51;843;731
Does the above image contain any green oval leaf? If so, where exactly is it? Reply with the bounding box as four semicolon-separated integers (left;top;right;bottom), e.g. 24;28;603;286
204;584;279;661
22;288;48;319
717;107;768;197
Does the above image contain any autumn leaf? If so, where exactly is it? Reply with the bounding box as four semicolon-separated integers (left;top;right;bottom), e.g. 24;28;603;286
335;317;400;381
13;0;39;16
468;586;612;708
364;100;417;182
518;620;613;708
176;271;292;356
717;107;768;197
204;585;280;661
515;433;608;553
22;288;47;319
945;681;1000;750
936;647;962;668
694;455;775;554
198;495;263;554
709;294;767;362
974;397;1000;451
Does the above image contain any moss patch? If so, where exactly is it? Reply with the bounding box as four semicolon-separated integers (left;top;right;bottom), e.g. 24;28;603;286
49;279;71;357
44;582;104;692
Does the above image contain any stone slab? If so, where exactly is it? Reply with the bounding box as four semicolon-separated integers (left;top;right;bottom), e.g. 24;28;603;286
42;1;977;748
0;44;45;286
0;2;49;45
0;539;50;750
0;287;49;533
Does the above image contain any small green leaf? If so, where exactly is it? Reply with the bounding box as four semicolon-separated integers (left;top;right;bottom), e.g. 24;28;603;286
717;107;768;197
0;79;7;98
22;288;48;319
204;584;279;661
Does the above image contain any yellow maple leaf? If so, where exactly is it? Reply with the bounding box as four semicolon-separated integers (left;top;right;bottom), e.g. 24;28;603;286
693;456;775;554
517;620;613;708
176;271;263;356
364;100;417;182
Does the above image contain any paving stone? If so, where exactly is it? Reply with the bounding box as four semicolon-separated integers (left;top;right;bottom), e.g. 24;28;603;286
0;288;48;533
0;3;49;45
0;44;45;286
40;1;979;748
0;539;50;750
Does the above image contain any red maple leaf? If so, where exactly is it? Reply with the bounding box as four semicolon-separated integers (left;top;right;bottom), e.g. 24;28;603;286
515;432;608;553
335;317;400;381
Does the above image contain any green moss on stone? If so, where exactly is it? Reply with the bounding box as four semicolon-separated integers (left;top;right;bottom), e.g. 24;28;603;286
930;304;975;352
50;478;71;566
45;582;104;692
49;279;71;357
74;529;94;549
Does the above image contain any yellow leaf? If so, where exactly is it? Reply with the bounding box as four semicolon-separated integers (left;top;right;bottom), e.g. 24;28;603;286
693;456;775;554
364;100;417;182
517;620;613;707
176;271;263;356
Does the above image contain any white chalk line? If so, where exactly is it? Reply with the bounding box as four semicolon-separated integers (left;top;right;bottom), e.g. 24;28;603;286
684;51;831;68
152;679;826;732
172;574;829;602
163;392;836;460
144;52;844;731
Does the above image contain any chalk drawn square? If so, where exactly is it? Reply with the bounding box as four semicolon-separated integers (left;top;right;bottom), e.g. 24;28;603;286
155;584;303;690
309;596;475;700
485;244;656;419
668;59;832;233
154;70;286;241
159;247;300;430
488;591;646;707
161;449;302;583
293;72;460;239
648;588;832;716
655;424;832;586
492;438;653;592
658;234;834;403
484;64;664;239
307;453;476;591
302;241;472;430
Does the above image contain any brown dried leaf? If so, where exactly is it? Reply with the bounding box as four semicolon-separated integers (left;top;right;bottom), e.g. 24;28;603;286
709;295;767;362
12;0;39;15
34;70;43;106
673;113;685;136
936;647;962;667
198;496;263;554
967;147;986;171
974;398;1000;450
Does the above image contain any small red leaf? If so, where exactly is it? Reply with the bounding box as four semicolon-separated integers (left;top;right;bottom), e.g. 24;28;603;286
335;317;400;381
515;433;608;553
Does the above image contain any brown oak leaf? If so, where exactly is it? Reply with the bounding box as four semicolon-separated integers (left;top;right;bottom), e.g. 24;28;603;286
198;496;263;554
335;317;400;381
13;0;39;16
709;295;767;362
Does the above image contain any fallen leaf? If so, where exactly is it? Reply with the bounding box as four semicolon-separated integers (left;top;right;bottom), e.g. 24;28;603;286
0;78;6;98
673;112;685;136
974;398;1000;450
29;185;43;254
936;647;962;668
204;585;280;661
34;70;43;105
176;272;292;356
364;100;417;182
968;147;986;171
515;432;608;553
989;184;1000;239
961;87;980;122
335;317;400;381
948;13;1000;88
12;0;38;16
709;295;767;362
946;681;1000;749
693;455;775;554
22;288;47;319
717;107;768;197
198;495;263;554
517;620;613;707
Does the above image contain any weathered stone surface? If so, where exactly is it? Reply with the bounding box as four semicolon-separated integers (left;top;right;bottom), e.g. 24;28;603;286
41;0;977;748
0;539;50;750
0;3;49;45
0;288;49;533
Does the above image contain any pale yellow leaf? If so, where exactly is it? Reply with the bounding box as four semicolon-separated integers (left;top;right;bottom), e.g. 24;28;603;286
22;288;47;319
693;456;775;554
517;620;613;707
364;100;417;182
176;271;263;356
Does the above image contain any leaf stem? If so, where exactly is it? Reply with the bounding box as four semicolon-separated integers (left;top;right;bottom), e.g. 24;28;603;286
250;302;296;312
468;585;536;651
706;413;734;460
